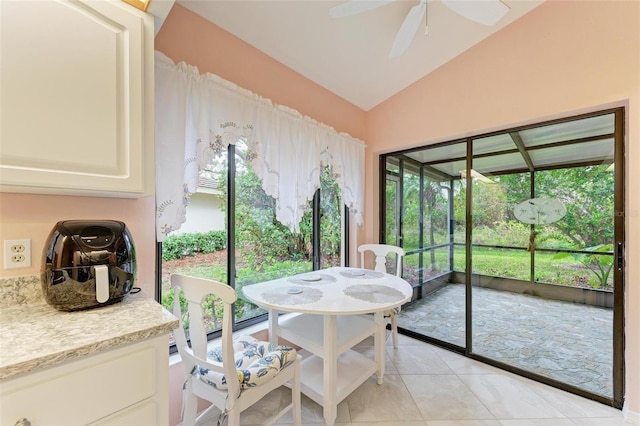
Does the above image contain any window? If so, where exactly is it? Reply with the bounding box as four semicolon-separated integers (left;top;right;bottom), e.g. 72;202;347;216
154;53;363;348
159;144;347;347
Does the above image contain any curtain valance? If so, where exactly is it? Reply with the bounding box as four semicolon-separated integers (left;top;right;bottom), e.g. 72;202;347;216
155;52;364;241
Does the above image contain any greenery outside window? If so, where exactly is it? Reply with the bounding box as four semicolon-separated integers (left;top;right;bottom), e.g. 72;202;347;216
159;143;347;348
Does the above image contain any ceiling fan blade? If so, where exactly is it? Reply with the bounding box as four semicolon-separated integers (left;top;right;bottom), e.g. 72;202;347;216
441;0;510;26
389;1;427;58
329;0;395;18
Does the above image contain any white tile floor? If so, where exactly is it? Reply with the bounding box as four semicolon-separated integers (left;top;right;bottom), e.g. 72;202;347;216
201;333;627;426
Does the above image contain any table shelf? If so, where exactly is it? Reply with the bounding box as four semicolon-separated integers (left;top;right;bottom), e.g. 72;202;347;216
298;349;377;407
277;313;376;358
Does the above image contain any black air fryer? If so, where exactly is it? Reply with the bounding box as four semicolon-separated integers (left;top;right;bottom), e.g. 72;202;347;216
42;220;136;311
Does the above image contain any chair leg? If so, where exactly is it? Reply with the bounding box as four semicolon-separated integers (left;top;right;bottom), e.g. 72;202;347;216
391;315;398;349
227;409;241;426
292;358;302;426
182;382;198;426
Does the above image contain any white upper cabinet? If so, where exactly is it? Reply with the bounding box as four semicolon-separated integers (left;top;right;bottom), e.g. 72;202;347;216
0;0;154;197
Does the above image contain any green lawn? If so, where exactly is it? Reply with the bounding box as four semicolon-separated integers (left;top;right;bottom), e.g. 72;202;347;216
404;246;612;289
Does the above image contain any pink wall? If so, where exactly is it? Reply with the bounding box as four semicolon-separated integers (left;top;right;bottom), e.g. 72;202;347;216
0;193;157;295
367;0;640;417
154;4;367;142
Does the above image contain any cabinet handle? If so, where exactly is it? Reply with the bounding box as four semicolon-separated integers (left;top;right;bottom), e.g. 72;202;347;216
14;419;31;426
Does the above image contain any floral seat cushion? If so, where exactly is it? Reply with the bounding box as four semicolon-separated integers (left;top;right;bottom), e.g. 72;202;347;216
196;336;297;390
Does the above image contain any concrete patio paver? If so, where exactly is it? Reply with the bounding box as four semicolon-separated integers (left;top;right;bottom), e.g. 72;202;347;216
397;283;613;397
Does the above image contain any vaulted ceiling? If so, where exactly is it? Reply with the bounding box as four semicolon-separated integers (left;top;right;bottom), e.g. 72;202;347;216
175;0;545;111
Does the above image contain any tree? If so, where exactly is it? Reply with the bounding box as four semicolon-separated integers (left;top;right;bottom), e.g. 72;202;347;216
497;165;614;249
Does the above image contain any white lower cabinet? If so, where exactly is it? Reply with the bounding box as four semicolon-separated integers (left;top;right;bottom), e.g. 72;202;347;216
0;0;154;197
0;335;169;426
88;400;158;425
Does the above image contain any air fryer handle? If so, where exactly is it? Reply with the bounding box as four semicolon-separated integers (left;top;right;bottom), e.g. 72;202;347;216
95;265;109;303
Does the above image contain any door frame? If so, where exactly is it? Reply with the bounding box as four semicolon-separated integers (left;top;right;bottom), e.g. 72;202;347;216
379;107;626;408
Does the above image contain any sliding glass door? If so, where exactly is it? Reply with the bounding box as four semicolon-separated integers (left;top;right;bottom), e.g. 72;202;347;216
385;108;625;408
385;142;467;348
469;114;618;399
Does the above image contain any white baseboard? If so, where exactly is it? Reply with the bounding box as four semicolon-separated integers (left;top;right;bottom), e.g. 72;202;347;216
624;405;640;425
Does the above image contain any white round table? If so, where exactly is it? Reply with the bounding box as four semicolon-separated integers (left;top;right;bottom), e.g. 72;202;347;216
242;266;412;426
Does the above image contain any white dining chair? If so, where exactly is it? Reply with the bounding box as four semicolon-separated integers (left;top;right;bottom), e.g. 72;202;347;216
358;243;406;348
171;274;301;426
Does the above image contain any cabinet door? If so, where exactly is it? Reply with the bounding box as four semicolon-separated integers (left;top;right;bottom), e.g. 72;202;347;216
88;400;159;425
0;335;168;426
0;0;153;197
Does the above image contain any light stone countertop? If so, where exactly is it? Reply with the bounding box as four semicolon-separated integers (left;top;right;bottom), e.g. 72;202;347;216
0;286;179;381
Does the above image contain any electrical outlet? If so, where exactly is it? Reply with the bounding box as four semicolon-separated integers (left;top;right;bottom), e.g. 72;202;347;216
4;239;32;269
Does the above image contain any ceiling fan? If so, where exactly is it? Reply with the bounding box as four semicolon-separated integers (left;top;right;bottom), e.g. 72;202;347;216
329;0;510;58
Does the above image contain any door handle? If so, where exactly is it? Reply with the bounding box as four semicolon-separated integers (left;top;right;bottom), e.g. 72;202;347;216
617;242;624;270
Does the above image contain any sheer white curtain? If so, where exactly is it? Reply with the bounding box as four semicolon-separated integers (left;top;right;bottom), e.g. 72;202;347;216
155;52;364;241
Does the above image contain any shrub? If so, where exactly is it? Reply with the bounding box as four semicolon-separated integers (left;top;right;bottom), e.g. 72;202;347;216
472;221;530;247
162;230;227;261
553;244;614;289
